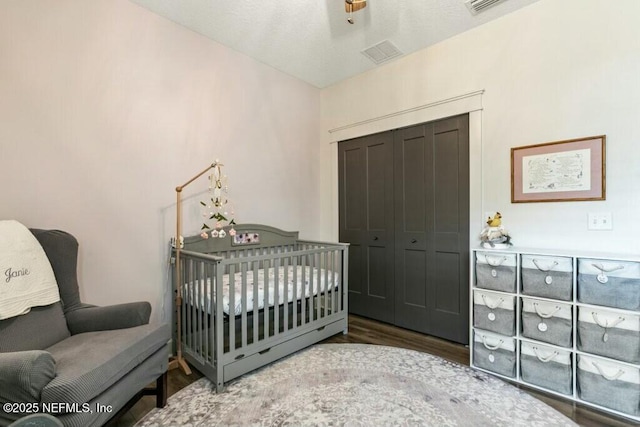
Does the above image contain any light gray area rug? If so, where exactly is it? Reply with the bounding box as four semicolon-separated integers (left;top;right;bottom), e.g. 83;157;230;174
138;344;577;426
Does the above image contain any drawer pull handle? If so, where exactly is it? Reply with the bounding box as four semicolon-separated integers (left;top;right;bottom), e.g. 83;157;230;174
411;239;417;243
481;335;503;351
591;312;625;329
533;303;561;319
485;255;507;267
533;347;558;363
481;294;504;310
373;236;379;241
591;263;624;284
532;259;559;273
259;348;271;355
591;312;624;342
591;361;625;381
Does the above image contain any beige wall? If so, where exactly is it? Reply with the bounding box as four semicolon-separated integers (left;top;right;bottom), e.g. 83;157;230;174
321;0;640;255
2;0;639;324
0;0;322;322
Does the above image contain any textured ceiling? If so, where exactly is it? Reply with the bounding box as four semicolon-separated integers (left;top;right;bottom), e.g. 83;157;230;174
130;0;541;88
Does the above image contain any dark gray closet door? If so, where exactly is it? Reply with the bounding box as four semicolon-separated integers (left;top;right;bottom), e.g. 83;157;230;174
338;132;395;322
394;115;470;344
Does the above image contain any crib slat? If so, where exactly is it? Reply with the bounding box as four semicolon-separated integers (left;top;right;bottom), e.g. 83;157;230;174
204;261;210;363
301;255;306;326
180;257;187;351
293;255;298;328
196;260;202;356
340;247;345;313
263;257;269;339
228;263;236;352
274;255;280;336
283;256;289;332
315;252;320;321
186;259;192;351
323;251;328;317
253;261;259;344
241;262;247;348
332;250;337;314
193;259;198;353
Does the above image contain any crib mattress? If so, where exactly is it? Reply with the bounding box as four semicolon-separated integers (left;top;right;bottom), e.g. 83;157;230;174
185;265;338;315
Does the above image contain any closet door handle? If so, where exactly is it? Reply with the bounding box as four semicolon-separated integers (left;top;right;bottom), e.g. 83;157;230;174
411;239;417;243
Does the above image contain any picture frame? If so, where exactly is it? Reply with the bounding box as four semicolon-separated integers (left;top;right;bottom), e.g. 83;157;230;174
231;232;260;246
511;135;606;203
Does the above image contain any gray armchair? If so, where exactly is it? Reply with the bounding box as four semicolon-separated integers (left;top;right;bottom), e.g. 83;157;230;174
0;229;169;427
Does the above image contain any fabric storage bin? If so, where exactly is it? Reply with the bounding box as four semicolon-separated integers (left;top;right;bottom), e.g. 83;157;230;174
475;252;517;293
521;254;573;301
521;298;573;347
473;290;515;336
520;341;572;395
577;354;640;417
473;330;516;378
577;258;640;310
577;307;640;364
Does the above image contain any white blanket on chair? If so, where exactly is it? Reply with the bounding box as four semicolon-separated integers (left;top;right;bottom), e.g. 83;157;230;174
0;220;60;320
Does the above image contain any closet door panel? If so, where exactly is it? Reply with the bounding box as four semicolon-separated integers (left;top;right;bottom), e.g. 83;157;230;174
434;252;461;314
339;133;394;323
339;140;366;315
394;124;432;333
429;115;470;344
348;245;363;296
400;137;427;233
363;134;395;322
402;249;427;307
434;135;460;233
367;246;388;298
340;143;365;240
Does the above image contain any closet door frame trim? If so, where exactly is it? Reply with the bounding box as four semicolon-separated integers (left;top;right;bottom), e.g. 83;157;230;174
328;90;484;258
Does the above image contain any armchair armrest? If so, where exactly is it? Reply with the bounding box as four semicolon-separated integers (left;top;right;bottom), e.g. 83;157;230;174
0;351;56;403
65;302;151;335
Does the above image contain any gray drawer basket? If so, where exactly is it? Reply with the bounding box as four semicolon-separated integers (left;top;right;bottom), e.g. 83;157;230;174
520;342;572;395
521;254;573;301
577;258;640;310
577;307;640;364
473;330;516;378
577;354;640;417
475;252;517;293
473;290;515;336
521;298;573;348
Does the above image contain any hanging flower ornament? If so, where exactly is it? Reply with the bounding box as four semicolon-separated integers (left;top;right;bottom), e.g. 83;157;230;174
199;162;236;239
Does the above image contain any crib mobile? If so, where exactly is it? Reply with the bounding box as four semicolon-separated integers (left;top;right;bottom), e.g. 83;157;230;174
172;159;237;375
199;161;237;240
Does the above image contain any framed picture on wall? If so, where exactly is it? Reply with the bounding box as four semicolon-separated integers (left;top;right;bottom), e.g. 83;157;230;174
511;135;606;203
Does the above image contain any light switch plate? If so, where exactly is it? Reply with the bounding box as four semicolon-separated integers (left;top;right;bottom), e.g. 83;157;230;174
588;212;613;230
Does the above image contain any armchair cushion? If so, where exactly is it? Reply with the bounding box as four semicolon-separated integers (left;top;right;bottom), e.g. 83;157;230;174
65;302;152;335
42;323;169;405
0;302;70;352
29;229;82;312
0;350;56;403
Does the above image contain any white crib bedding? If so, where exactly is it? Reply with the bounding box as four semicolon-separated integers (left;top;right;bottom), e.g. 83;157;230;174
184;265;339;316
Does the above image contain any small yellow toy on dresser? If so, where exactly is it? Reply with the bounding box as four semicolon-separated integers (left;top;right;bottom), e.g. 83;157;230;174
480;212;512;248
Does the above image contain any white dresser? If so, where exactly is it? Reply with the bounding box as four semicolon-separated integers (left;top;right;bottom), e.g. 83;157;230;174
470;247;640;421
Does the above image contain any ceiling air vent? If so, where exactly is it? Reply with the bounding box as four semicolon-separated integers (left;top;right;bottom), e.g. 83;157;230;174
465;0;507;15
361;40;402;65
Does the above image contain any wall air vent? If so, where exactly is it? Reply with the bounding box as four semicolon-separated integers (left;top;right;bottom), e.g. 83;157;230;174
465;0;507;15
361;40;403;65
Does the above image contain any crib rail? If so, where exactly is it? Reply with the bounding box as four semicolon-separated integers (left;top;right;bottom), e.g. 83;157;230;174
174;240;348;375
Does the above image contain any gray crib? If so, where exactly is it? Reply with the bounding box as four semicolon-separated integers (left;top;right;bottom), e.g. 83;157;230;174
172;224;349;391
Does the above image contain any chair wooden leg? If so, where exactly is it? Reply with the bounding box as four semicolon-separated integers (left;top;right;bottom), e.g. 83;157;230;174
156;371;168;408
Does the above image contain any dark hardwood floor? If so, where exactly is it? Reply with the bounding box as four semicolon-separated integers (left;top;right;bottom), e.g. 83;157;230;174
115;315;635;426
